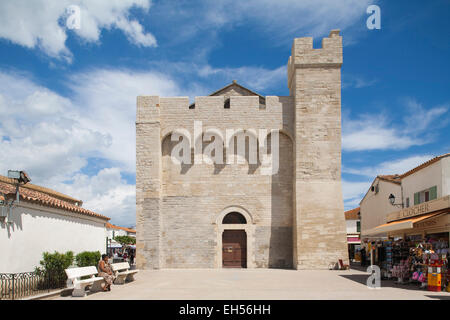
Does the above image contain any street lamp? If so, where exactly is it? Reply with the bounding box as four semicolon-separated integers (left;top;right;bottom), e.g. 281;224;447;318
388;193;403;208
1;170;31;224
8;170;31;184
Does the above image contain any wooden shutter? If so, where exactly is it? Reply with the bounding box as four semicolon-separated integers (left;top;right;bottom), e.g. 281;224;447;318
429;186;437;200
414;192;419;205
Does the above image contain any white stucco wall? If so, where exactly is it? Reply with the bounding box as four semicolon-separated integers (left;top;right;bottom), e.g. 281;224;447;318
107;228;128;239
360;179;401;236
402;160;443;205
0;202;107;273
441;157;450;197
346;219;358;234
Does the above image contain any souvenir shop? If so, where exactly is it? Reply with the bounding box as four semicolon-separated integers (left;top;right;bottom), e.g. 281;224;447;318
363;208;450;292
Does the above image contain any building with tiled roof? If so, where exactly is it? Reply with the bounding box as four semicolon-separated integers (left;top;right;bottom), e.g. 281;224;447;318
344;208;361;262
0;175;110;273
0;175;109;221
106;222;136;237
359;153;450;243
400;153;450;179
359;174;402;239
377;174;402;185
345;207;360;220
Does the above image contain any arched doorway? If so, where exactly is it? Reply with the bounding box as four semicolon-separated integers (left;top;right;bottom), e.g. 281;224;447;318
222;212;247;268
215;207;254;268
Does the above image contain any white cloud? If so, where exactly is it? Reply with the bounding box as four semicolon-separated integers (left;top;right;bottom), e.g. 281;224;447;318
54;168;136;226
198;65;285;92
342;100;449;151
342;179;372;210
0;69;182;225
0;71;111;185
114;17;156;47
67;68;185;172
342;114;421;151
342;179;372;200
0;0;155;61
342;74;377;89
0;0;376;64
153;0;375;47
341;154;437;208
343;154;434;178
402;98;449;134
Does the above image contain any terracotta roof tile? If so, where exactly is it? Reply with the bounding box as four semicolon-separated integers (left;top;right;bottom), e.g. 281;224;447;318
345;207;360;220
400;153;450;179
106;222;136;233
375;153;450;184
0;175;82;205
377;174;402;185
0;177;109;221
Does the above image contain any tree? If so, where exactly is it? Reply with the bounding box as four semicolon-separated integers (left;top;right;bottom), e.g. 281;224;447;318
114;235;136;245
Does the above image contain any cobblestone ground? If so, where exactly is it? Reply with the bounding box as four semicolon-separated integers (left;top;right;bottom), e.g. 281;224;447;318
51;267;450;300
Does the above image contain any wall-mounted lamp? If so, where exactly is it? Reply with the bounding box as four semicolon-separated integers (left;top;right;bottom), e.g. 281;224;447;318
388;193;403;208
1;170;31;224
8;170;31;185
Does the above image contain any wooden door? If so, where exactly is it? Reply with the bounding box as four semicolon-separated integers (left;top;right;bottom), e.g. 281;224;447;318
222;230;247;268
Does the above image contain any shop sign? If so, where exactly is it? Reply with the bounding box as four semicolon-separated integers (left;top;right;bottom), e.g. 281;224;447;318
347;236;360;243
387;195;450;222
413;213;450;230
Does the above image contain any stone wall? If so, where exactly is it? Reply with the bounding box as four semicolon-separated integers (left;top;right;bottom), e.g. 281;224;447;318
289;30;349;269
136;30;349;270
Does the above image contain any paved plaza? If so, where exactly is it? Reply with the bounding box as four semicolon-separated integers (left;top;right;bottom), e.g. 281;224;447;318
51;267;450;300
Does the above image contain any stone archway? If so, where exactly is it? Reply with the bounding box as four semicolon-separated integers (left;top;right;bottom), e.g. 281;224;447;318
214;206;255;268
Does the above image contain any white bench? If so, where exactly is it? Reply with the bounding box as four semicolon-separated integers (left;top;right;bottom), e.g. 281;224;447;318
65;266;105;297
111;262;139;284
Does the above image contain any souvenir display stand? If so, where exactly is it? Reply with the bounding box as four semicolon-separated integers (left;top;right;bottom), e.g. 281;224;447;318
370;235;449;291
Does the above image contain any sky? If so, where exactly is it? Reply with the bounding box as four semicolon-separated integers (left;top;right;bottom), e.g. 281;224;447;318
0;0;449;227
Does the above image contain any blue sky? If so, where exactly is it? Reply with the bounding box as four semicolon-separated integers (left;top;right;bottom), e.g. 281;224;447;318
0;0;449;226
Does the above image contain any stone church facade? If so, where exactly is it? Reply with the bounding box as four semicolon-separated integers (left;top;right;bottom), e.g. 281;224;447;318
136;30;349;270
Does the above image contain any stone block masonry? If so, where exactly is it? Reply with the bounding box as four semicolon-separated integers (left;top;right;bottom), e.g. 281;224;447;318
136;30;349;270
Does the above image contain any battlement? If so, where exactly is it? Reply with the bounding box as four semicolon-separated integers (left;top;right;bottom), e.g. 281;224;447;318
137;95;293;118
287;30;342;91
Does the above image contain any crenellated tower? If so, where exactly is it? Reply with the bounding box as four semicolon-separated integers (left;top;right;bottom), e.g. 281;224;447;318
288;30;349;269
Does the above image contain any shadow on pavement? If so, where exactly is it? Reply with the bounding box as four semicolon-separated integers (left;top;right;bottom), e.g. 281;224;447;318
349;263;368;272
425;295;450;300
339;273;446;293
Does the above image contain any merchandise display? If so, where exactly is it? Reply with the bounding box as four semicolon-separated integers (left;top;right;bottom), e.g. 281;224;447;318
364;233;449;291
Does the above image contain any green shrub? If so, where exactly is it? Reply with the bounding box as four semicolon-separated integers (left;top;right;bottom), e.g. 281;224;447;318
34;251;74;289
75;251;101;267
114;235;136;245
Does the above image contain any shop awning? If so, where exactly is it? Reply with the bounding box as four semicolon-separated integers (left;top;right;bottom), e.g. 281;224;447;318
362;211;446;236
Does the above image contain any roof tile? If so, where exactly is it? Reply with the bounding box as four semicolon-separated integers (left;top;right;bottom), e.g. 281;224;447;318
345;207;360;220
0;177;109;221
